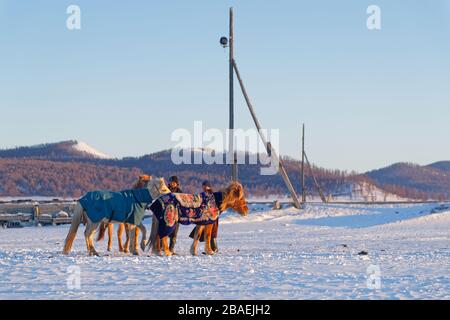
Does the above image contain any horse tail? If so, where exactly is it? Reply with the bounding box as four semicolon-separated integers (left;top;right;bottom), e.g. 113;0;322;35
147;200;163;252
63;202;84;254
97;221;108;242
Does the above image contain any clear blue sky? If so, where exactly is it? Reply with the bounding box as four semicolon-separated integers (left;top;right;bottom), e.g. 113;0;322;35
1;0;449;172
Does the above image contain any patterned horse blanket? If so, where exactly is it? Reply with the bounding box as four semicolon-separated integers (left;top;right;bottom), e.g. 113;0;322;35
151;191;223;237
79;188;153;225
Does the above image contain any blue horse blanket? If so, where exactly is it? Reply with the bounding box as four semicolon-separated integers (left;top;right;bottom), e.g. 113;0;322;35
79;188;153;225
151;191;223;237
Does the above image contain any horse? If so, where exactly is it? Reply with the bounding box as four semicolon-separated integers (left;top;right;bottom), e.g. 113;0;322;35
62;177;170;256
97;175;152;253
148;181;248;256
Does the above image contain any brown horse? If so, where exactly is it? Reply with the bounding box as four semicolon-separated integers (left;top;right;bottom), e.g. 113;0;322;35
149;181;248;256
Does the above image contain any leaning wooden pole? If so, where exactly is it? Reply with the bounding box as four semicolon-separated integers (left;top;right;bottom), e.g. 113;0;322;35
304;152;327;203
232;60;301;209
229;7;237;181
301;123;306;203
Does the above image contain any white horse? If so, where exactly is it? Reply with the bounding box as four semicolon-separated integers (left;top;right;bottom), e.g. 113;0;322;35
62;177;170;256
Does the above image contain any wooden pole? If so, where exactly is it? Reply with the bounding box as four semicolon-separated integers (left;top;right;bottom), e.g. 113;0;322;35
304;152;327;203
301;124;306;203
229;7;237;181
232;60;301;209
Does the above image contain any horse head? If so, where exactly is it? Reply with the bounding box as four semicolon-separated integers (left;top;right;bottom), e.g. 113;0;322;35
220;181;249;216
146;177;171;199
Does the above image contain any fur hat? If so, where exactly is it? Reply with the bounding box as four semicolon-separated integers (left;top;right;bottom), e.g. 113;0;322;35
169;176;179;184
202;180;212;188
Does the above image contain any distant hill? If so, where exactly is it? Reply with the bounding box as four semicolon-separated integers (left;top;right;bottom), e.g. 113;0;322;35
427;161;450;172
102;149;358;196
0;141;358;198
366;162;450;200
0;140;112;160
0;141;448;200
0;158;141;197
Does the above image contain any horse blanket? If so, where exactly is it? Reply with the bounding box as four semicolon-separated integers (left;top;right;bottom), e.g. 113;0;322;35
79;188;153;225
151;191;223;237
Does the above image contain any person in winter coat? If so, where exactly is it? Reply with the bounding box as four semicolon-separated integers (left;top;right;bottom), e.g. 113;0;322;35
189;180;220;253
167;176;182;253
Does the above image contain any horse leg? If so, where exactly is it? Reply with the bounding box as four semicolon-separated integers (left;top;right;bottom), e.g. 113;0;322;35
211;219;219;253
139;223;148;251
62;203;84;255
128;224;139;256
161;236;172;256
150;217;160;255
153;233;162;255
84;222;100;256
204;224;215;255
169;223;179;254
134;226;140;254
190;225;204;256
107;223;113;251
84;232;91;254
123;223;129;252
84;223;93;253
117;223;125;252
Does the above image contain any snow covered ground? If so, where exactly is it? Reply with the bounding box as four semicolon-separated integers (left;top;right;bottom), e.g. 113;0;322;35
0;202;449;300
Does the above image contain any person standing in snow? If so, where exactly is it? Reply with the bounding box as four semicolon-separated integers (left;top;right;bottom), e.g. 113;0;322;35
189;180;220;253
167;175;182;253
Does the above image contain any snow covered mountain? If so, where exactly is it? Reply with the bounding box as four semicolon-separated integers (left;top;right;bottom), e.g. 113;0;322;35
71;141;111;159
0;140;112;160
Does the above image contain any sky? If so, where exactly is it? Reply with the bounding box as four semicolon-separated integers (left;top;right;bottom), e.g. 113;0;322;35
0;0;449;172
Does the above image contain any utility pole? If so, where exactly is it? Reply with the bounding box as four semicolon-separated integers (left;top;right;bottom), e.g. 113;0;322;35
301;124;306;203
229;7;237;181
304;152;327;203
220;8;301;208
